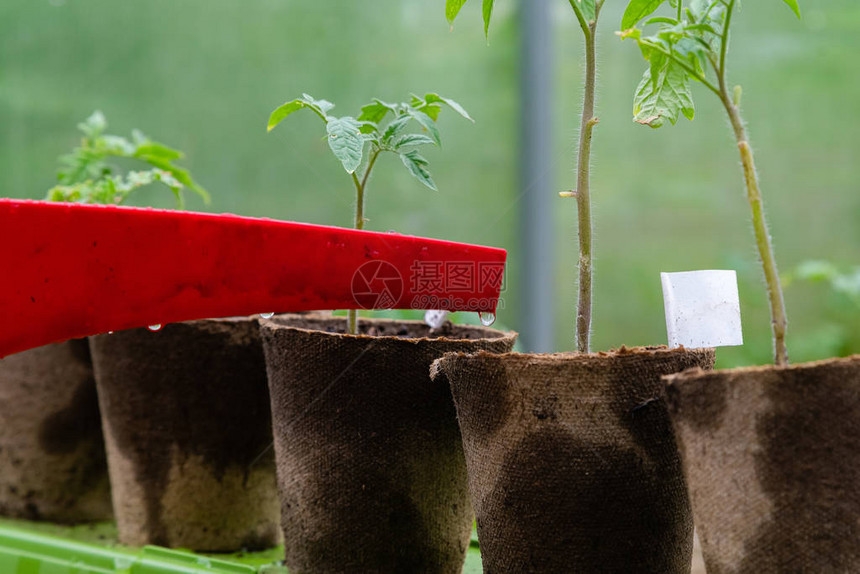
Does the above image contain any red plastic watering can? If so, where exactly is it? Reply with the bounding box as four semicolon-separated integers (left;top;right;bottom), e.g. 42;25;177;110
0;200;506;357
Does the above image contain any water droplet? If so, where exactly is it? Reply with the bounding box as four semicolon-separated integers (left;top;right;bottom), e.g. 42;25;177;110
108;331;114;335
260;312;275;319
148;324;162;331
479;312;496;327
424;309;448;329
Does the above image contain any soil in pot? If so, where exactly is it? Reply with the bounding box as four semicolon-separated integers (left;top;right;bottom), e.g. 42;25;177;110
260;314;517;574
0;340;112;523
89;318;279;551
665;355;860;574
431;345;716;574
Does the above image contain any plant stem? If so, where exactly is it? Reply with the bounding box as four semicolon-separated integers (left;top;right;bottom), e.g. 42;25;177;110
347;148;380;335
715;1;789;366
719;0;734;81
575;18;599;354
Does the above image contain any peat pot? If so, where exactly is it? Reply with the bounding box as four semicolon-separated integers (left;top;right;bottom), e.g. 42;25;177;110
431;346;716;574
260;315;517;574
0;340;112;522
665;355;860;573
89;318;279;551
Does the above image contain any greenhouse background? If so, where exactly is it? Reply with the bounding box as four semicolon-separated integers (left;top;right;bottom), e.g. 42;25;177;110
2;0;857;367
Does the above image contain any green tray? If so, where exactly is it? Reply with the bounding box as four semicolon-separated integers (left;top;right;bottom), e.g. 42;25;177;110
0;519;483;573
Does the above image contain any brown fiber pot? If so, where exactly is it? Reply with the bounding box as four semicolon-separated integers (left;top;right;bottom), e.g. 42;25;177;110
89;318;279;551
0;340;112;522
260;315;517;574
665;355;860;573
431;346;716;574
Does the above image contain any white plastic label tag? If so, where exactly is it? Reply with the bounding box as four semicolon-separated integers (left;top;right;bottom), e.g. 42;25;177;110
661;270;743;349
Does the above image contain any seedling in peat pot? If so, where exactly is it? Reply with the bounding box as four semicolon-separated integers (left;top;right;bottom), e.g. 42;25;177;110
447;0;605;352
619;0;802;365
436;7;719;571
46;111;208;208
267;92;473;334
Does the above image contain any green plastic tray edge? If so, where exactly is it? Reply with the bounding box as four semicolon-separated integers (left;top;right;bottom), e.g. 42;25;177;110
0;519;482;573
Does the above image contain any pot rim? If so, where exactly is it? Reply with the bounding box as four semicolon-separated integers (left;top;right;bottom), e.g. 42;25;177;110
434;345;713;366
665;353;860;384
259;313;516;343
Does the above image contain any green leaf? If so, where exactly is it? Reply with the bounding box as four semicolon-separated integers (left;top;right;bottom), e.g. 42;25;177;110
649;48;666;86
358;121;378;135
622;0;667;30
326;116;364;174
573;0;596;21
302;93;335;115
482;0;495;37
382;115;412;144
135;142;183;161
50;112;207;207
393;133;437;149
358;102;388;124
268;100;311;131
78;111;107;137
674;36;707;59
406;109;441;146
101;135;137;157
685;22;718;35
144;157;211;203
781;0;801;19
422;93;474;122
267;94;332;131
408;95;440;120
358;99;397;123
419;103;443;121
646;16;678;25
632;61;695;128
400;150;437;190
446;0;468;24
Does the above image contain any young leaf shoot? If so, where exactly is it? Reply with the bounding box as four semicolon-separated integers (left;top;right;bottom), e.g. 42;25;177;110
619;0;802;365
268;93;472;334
47;111;209;209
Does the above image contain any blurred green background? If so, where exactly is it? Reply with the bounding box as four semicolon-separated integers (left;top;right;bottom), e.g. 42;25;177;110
1;0;857;367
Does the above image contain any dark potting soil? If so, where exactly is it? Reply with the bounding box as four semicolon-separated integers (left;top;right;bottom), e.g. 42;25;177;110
261;315;517;574
89;318;279;551
278;315;494;340
666;355;860;573
0;339;112;523
433;345;716;574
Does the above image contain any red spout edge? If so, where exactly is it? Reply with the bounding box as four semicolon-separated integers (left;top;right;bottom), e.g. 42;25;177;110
0;200;506;357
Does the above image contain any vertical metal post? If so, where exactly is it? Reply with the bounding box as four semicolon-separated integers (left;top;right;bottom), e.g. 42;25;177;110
519;0;555;352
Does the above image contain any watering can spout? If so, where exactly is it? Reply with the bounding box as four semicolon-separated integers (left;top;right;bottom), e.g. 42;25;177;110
0;200;506;357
